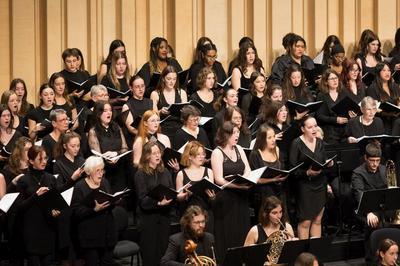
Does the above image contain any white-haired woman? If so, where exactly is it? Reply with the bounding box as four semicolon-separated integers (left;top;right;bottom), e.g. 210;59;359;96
71;156;117;265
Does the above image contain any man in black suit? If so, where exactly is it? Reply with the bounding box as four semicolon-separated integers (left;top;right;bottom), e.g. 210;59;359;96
160;205;216;265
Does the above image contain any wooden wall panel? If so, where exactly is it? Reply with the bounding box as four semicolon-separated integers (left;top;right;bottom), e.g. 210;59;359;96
3;0;400;104
0;0;10;92
11;0;37;104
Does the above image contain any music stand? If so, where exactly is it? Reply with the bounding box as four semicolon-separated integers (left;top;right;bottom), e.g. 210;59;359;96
325;143;360;235
278;237;333;265
222;242;271;266
356;187;400;225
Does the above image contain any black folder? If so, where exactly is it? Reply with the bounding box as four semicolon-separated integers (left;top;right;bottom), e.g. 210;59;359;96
216;75;232;89
93;188;131;204
66;74;97;95
286;100;323;114
362;71;375;86
303;154;337;171
37;189;69;212
187;178;224;197
162;148;182;165
392;70;400;84
261;163;304;179
303;64;325;86
331;96;361;117
147;184;178;201
379;101;400;114
106;87;132;98
166;100;204;117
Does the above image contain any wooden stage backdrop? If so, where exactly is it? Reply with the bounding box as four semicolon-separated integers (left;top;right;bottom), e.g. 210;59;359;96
1;0;400;105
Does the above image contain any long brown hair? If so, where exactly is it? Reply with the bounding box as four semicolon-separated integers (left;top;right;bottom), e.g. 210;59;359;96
253;124;279;162
108;51;131;91
138;141;165;175
8;137;32;175
259;196;287;226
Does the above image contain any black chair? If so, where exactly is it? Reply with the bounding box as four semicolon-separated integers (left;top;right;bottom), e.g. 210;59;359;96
370;227;400;255
113;206;141;266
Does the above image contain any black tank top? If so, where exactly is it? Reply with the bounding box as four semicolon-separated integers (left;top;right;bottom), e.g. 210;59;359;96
218;146;245;177
182;167;209;185
256;223;285;244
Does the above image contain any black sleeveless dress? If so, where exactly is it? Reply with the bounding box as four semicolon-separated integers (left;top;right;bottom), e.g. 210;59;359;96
255;223;286;244
181;167;214;233
157;89;183;140
214;146;250;261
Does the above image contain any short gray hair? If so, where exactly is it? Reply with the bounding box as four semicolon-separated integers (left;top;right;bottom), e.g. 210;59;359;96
90;84;107;97
49;109;67;122
84;156;104;175
360;96;377;109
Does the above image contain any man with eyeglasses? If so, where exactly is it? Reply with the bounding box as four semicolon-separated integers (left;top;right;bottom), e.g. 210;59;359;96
161;205;216;265
351;142;389;265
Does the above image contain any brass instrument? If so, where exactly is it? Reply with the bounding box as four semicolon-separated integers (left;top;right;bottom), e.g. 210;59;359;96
386;160;400;224
265;220;291;265
184;239;216;266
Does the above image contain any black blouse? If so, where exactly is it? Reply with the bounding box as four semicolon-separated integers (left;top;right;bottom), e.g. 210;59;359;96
71;178;117;248
27;106;53;139
134;168;173;214
189;91;217;117
345;116;385;139
172;127;211;150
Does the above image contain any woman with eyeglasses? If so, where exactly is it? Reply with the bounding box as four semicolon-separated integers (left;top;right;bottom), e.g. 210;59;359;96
134;141;174;266
223;106;251;148
88;101;129;192
71;156;117;266
316;69;355;144
132;110;171;166
175;141;215;232
172;105;210;150
340;59;366;104
346;96;384;143
188;42;227;95
17;146;81;265
328;44;346;75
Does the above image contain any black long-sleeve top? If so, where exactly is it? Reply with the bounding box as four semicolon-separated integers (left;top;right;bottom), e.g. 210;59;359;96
134;168;173;215
71;178;117;248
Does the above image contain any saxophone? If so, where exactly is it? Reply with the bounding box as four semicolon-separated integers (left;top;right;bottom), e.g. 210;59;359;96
386;160;400;224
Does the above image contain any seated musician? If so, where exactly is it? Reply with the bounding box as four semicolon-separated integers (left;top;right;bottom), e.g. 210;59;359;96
160;205;216;266
351;142;389;265
351;142;387;228
244;196;296;246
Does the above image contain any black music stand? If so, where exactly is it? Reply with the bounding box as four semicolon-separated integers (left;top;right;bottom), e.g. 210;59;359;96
325;143;360;235
278;237;333;265
356;187;400;226
222;242;271;266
